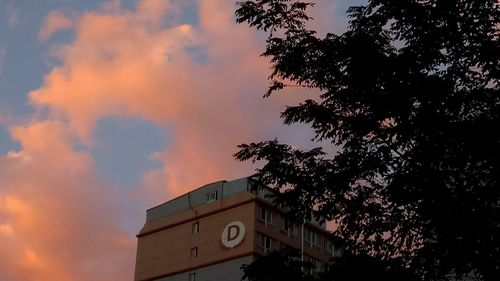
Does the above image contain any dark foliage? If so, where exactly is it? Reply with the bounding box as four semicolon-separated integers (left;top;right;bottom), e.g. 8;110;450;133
241;249;317;281
324;253;419;281
242;249;419;281
234;0;500;280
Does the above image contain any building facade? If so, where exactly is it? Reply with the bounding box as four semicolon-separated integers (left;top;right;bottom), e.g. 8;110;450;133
134;177;341;281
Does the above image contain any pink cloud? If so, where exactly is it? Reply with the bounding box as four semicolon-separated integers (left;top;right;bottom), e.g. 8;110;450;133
30;0;278;193
137;0;173;23
39;10;74;42
1;0;340;280
0;121;135;281
2;1;269;279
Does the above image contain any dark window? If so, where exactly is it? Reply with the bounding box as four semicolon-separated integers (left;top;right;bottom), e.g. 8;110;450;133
257;232;273;253
192;222;199;234
257;207;272;225
281;218;297;237
312;232;321;248
205;191;218;203
304;228;312;246
325;240;333;256
190;247;198;258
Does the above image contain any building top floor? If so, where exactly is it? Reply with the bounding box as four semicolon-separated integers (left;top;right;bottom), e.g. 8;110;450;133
145;176;326;229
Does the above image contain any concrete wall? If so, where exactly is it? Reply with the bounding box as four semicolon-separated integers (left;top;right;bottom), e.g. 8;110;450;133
135;177;335;281
146;178;251;222
135;192;257;281
156;256;254;281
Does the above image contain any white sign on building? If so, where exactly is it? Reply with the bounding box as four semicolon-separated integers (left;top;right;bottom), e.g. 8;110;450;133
221;221;245;248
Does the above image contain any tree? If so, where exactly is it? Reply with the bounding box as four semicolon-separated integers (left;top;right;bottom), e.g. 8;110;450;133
241;248;419;281
241;249;317;281
234;0;500;280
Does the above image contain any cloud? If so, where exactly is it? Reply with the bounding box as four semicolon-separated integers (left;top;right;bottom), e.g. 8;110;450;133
0;121;135;281
137;0;173;23
1;1;268;279
38;10;75;42
0;0;341;280
30;0;283;195
308;0;348;35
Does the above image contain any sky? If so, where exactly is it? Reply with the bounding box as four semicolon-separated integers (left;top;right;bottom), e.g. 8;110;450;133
0;0;357;280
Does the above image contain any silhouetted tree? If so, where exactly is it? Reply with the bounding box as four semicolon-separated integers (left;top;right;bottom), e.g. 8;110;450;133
241;249;317;281
234;0;500;280
323;252;419;281
242;249;419;281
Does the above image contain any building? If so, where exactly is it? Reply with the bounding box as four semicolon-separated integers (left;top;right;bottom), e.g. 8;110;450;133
134;177;341;281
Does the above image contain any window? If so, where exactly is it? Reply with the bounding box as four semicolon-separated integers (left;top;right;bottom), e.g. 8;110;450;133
190;247;198;258
304;229;312;246
312;232;321;248
324;239;342;257
304;229;321;248
281;218;297;237
257;232;273;254
250;183;273;199
192;222;199;234
205;190;218;203
325;240;334;257
257;206;272;226
188;273;196;281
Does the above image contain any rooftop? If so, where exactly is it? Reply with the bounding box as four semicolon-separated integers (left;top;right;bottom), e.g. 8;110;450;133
146;176;326;229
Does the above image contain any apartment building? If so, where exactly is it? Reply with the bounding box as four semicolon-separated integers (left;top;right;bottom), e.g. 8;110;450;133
134;177;341;281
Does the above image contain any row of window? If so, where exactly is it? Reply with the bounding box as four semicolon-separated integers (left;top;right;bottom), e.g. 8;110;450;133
258;206;273;225
257;206;341;257
187;238;327;281
256;232;324;274
304;228;322;248
256;232;275;254
189;232;337;261
190;222;200;264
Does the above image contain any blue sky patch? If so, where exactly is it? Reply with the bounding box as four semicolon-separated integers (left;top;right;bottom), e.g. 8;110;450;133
91;117;168;188
0;124;20;155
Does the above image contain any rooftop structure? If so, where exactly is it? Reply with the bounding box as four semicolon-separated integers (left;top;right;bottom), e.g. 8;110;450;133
134;177;341;281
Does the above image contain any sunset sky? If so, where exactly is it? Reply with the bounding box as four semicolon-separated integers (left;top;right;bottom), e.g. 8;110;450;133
0;0;357;280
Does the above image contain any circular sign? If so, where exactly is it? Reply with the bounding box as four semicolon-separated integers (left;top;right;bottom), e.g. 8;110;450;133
221;221;245;248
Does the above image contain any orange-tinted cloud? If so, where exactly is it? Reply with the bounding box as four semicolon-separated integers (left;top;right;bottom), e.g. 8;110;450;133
0;121;135;281
30;0;279;195
137;0;173;23
1;1;266;279
1;0;335;280
38;10;74;41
